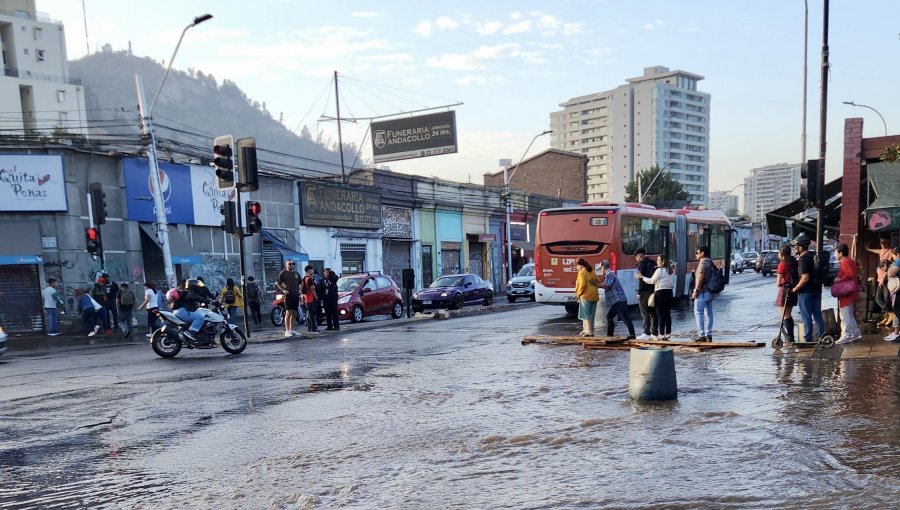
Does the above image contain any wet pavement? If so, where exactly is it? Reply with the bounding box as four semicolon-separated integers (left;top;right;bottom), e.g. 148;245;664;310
1;271;899;508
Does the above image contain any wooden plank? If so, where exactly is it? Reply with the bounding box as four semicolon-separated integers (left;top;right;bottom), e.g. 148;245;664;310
867;340;900;358
523;335;627;346
624;339;764;348
840;340;874;359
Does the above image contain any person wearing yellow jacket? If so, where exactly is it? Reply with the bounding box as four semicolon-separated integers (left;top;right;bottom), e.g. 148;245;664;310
575;258;601;337
220;278;244;325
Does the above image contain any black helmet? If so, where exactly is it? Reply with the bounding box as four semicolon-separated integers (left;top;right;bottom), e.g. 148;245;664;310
790;232;811;247
185;278;200;290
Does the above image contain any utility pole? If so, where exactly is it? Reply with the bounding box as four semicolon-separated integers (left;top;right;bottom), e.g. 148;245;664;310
816;0;829;249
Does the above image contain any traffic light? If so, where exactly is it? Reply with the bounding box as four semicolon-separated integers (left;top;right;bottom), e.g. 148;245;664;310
220;201;237;234
237;137;258;192
800;159;820;208
213;134;235;190
245;201;262;234
85;227;100;255
89;182;107;225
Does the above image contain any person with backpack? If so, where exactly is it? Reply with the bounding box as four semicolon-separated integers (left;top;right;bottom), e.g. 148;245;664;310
775;245;799;344
790;233;825;343
104;275;120;334
302;265;321;334
220;277;244;325
117;283;137;338
323;268;340;331
634;248;658;341
245;276;262;326
691;245;715;342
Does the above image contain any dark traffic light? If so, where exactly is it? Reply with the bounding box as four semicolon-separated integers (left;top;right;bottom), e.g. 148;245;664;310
800;159;820;208
213;135;235;189
85;227;100;255
220;201;237;234
89;182;107;225
245;201;262;234
237;137;258;192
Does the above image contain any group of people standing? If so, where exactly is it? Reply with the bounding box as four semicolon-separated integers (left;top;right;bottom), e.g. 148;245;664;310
276;260;341;338
870;238;900;342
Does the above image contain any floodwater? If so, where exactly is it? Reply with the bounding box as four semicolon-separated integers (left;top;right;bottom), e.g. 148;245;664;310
1;272;899;508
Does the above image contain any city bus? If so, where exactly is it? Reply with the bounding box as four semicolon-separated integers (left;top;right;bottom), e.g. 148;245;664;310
533;202;732;314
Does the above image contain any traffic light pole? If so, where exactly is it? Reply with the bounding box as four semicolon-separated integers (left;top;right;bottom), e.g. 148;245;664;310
136;75;177;291
235;186;251;338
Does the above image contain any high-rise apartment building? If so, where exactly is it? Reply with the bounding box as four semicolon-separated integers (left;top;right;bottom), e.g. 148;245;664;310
743;163;801;222
708;191;738;214
550;66;710;205
0;0;87;138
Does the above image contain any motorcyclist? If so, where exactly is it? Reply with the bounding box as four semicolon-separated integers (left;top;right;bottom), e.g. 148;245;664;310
173;278;207;342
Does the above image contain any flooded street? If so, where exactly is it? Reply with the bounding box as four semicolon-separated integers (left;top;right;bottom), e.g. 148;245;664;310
2;272;899;509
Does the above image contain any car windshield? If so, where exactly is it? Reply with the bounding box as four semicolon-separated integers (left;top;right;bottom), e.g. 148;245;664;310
516;265;535;277
430;276;465;288
742;253;756;259
337;277;364;292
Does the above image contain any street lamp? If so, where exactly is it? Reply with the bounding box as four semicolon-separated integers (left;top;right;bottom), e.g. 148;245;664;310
505;129;552;282
638;161;676;204
136;13;213;290
842;101;887;136
711;183;745;212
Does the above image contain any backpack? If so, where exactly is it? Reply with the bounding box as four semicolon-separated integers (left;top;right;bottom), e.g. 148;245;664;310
224;287;236;304
245;282;260;302
120;290;136;307
300;278;309;295
706;264;726;294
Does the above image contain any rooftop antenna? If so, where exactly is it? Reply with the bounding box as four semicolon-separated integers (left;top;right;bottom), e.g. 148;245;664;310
81;0;90;56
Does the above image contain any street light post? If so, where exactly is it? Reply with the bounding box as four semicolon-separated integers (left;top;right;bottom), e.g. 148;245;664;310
842;101;887;136
505;130;552;283
639;161;676;204
136;13;212;290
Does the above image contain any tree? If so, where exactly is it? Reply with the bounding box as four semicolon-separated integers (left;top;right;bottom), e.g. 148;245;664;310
725;207;740;217
624;166;691;208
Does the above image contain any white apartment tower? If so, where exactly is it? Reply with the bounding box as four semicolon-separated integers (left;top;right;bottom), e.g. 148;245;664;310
743;163;801;222
0;0;87;138
550;66;710;206
708;191;738;214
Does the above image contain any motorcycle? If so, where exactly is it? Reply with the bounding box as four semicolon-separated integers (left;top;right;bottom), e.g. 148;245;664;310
151;300;247;358
271;291;285;327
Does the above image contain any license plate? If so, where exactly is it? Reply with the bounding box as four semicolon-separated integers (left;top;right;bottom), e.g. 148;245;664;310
423;300;432;305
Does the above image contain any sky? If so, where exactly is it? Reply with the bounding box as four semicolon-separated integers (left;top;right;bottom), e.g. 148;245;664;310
39;0;900;203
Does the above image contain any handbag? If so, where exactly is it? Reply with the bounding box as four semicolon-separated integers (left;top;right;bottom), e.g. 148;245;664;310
888;276;900;294
830;277;862;298
648;293;656;307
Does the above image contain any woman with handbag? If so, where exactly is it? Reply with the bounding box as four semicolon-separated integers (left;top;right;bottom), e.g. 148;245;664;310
832;243;862;344
638;253;675;340
775;245;799;343
575;258;601;337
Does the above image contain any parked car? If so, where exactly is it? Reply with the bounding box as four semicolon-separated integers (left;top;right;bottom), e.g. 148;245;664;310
755;251;773;273
507;263;536;301
336;273;404;323
412;274;494;312
741;252;759;270
760;251;780;276
824;250;839;286
730;253;744;274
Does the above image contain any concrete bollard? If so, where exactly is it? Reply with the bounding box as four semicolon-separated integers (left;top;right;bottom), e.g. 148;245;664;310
628;347;677;400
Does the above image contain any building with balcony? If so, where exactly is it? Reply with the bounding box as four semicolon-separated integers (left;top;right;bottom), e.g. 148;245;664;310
743;163;801;222
709;191;738;214
0;0;87;138
549;66;710;206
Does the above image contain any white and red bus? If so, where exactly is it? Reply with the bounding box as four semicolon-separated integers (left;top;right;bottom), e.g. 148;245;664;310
534;202;733;314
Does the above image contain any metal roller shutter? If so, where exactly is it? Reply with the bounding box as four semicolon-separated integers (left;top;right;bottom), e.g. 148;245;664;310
0;265;43;333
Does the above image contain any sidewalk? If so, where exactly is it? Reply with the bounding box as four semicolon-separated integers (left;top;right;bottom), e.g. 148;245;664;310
3;300;539;356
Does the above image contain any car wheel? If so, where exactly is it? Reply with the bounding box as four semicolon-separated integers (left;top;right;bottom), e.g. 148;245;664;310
391;302;403;319
350;305;364;323
451;294;463;310
483;293;493;307
507;295;516;303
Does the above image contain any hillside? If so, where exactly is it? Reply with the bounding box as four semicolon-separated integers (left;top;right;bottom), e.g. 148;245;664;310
69;49;354;178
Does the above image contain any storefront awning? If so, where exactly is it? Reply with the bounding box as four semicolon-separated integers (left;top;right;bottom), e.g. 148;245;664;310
139;223;202;265
866;161;900;232
332;229;382;239
765;177;842;237
0;222;42;265
261;229;308;264
511;240;534;252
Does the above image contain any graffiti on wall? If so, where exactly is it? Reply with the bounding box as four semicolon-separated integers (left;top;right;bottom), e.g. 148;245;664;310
192;253;239;294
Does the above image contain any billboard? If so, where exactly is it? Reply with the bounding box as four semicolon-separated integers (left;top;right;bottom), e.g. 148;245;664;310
371;111;458;163
124;158;234;226
299;182;382;229
0;155;67;212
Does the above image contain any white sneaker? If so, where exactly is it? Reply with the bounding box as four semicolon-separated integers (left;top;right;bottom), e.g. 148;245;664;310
884;333;899;342
48;332;60;337
87;330;96;337
650;335;659;341
835;336;855;345
145;333;152;338
284;330;294;337
636;333;652;341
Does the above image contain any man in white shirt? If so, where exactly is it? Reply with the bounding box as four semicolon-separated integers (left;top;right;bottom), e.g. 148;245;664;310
42;278;63;336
